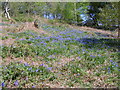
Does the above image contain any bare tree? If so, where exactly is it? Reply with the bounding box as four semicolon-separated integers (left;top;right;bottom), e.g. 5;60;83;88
3;1;11;19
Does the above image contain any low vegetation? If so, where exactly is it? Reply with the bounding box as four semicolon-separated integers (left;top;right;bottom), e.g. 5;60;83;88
1;19;120;88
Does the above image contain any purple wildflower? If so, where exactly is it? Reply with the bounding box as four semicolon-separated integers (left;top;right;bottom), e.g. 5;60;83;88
77;73;80;76
1;82;5;87
36;69;39;72
110;60;113;62
108;67;111;73
90;55;96;58
98;54;101;56
14;80;19;86
32;86;35;88
112;62;116;65
47;67;52;71
28;67;32;71
40;64;44;66
24;63;29;66
82;49;86;52
116;65;119;67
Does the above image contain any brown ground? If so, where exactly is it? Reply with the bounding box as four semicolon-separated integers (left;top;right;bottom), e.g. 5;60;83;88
23;22;49;35
2;56;45;66
69;25;118;37
1;21;50;46
1;38;16;46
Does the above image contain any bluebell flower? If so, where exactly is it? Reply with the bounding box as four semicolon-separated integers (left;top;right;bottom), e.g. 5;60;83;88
90;55;96;58
20;38;26;40
36;69;39;72
44;43;47;45
98;54;101;56
77;56;81;59
110;60;113;62
40;64;44;66
77;73;80;76
24;63;29;66
82;49;86;52
44;65;47;67
47;67;52;71
58;62;61;64
4;67;7;70
1;82;5;87
116;65;119;67
32;86;35;88
108;67;110;70
112;62;116;65
103;68;106;70
28;67;32;71
14;80;19;86
40;41;44;44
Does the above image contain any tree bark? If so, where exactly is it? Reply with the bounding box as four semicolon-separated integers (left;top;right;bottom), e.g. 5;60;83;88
4;2;11;19
74;3;77;25
118;28;120;38
3;1;16;24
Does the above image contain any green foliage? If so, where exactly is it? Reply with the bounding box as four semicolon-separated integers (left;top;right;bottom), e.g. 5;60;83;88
2;2;119;30
48;19;58;24
87;2;107;27
2;36;9;40
1;46;10;58
2;62;53;87
98;2;119;30
1;24;119;87
12;14;34;22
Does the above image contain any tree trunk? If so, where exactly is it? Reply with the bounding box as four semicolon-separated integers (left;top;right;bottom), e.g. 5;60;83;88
74;3;77;25
4;2;11;19
118;28;120;38
3;2;16;24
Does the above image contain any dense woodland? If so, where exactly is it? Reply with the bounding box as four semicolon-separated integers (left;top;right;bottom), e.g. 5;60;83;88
1;2;120;32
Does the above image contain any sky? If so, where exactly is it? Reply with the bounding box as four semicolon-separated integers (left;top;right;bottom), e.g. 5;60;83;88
44;13;88;22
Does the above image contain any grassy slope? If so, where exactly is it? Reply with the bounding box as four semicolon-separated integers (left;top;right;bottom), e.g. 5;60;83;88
1;17;120;88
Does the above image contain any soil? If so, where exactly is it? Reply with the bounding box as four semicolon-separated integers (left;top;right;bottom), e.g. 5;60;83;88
2;56;45;66
69;25;118;37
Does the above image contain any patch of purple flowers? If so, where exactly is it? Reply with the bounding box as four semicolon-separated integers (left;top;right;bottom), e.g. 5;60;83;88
14;80;19;86
47;67;52;71
1;82;5;87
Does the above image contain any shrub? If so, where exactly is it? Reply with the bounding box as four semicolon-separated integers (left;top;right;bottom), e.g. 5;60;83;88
48;19;57;24
12;14;34;22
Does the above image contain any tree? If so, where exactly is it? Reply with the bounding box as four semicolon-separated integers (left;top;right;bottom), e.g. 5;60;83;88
2;2;11;19
2;1;16;23
76;2;89;25
98;2;119;37
87;2;107;27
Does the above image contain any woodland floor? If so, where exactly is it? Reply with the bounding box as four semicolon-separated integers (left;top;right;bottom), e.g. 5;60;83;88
0;18;120;88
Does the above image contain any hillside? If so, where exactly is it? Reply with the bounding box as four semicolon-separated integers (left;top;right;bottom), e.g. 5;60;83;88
1;17;120;88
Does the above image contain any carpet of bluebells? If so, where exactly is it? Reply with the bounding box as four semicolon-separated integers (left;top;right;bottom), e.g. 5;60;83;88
1;22;120;88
